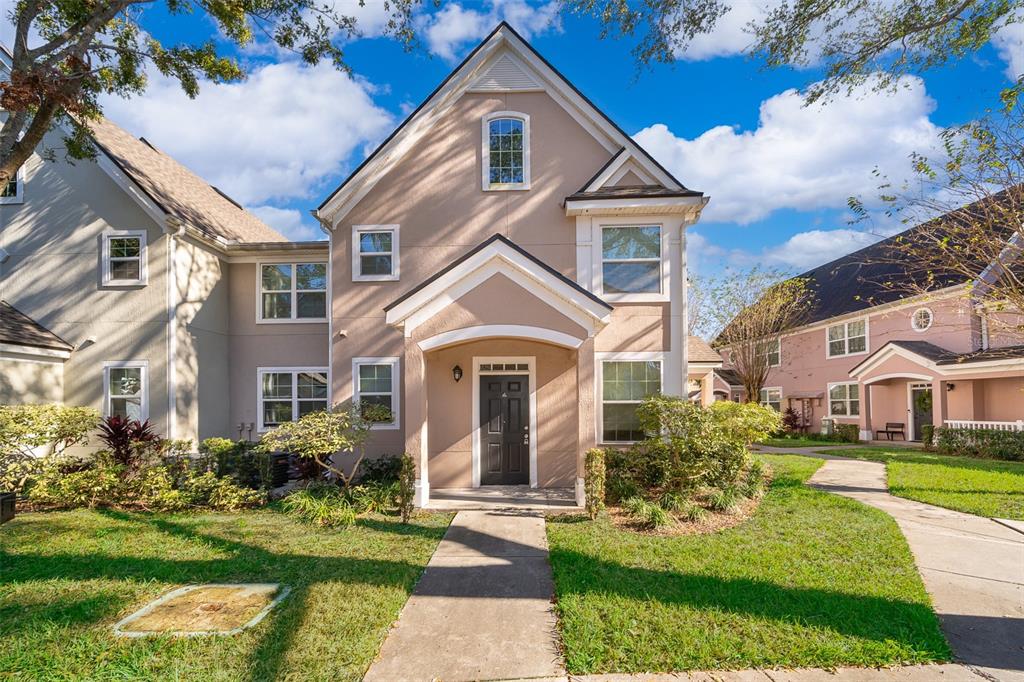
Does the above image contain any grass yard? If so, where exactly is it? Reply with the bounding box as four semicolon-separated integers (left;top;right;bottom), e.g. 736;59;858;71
0;508;451;681
818;447;1024;520
547;454;950;674
762;437;850;449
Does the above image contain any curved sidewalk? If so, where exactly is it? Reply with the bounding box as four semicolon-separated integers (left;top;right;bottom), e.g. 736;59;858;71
803;453;1024;682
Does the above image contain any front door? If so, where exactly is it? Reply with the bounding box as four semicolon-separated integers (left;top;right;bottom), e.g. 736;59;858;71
911;385;933;441
480;374;530;485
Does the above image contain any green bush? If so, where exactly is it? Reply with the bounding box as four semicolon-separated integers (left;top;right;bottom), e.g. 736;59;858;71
708;400;783;445
584;448;606;519
0;404;98;493
741;460;768;499
935;427;1024;461
658;490;688;513
344;481;399;513
397;453;416;523
282;485;357;527
357;456;403;485
921;424;935;451
705;485;744;513
677;500;708;523
197;437;275;489
835;423;860;443
622;496;672;529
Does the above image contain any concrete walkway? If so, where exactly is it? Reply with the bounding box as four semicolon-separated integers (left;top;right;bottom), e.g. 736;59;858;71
805;456;1024;682
364;510;564;682
508;662;988;680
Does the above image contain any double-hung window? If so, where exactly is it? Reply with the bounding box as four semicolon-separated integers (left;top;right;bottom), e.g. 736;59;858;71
601;226;662;296
260;263;327;321
352;226;399;281
482;112;530;190
760;338;781;367
828;382;860;417
353;357;400;429
600;358;662;442
258;368;329;430
0;167;22;204
759;387;782;412
103;361;148;421
827;319;867;357
101;231;147;286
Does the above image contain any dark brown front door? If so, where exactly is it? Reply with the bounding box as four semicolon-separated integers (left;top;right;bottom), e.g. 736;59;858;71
480;374;529;485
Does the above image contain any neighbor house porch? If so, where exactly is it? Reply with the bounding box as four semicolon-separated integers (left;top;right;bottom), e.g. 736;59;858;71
849;340;1024;441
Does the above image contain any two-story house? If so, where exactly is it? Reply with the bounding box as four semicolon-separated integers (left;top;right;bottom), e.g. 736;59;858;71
717;201;1024;442
1;23;711;506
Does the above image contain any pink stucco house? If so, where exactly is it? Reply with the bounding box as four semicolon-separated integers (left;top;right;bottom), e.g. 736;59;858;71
717;203;1024;442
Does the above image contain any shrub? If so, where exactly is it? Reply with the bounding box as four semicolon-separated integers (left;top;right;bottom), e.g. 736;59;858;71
781;407;801;433
344;481;399;514
835;423;860;443
282;485;357;527
677;500;708;524
708;400;782;446
357;456;403;485
397;453;416;523
0;404;98;493
622;496;672;529
584;448;606;519
741;460;768;499
658;490;688;513
921;424;935;451
705;485;743;513
98;416;159;467
935;427;1024;461
197;437;275;489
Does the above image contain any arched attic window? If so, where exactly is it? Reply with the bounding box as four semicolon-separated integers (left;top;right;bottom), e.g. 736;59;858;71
482;112;530;191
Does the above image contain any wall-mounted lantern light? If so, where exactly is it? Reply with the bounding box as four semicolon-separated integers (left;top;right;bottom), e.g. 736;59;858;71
946;382;956;392
453;365;463;382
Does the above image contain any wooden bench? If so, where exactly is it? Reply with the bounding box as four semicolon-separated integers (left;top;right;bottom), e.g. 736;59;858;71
875;422;906;441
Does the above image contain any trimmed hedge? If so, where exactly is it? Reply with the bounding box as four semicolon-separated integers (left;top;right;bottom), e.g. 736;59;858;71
935;427;1024;461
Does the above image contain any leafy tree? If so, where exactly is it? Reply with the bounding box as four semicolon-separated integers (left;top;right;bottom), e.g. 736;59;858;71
0;404;97;492
851;109;1024;338
256;403;389;488
566;0;1022;103
708;267;814;402
0;0;418;189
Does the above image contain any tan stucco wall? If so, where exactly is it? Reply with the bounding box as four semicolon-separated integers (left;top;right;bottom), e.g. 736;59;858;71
595;304;669;351
0;148;171;434
423;338;579;489
0;356;64;404
981;376;1024;420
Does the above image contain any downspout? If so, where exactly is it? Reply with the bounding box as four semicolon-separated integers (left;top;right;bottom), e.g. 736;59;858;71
311;210;335;404
165;217;185;440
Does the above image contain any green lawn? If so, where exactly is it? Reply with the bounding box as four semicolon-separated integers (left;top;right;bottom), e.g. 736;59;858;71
547;454;950;674
762;437;847;449
817;447;1024;520
0;508;451;681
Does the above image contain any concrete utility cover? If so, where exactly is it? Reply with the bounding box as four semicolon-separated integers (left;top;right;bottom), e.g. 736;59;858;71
113;584;290;637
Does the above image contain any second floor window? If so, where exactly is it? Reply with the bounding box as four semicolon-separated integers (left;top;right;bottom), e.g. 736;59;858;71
101;231;147;286
482;112;530;190
260;263;327;321
0;171;21;203
353;226;399;281
827;319;867;357
760;338;781;367
602;226;662;295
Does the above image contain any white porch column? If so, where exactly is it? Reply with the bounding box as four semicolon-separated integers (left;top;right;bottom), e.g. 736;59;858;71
405;342;429;507
858;382;873;441
699;372;714;406
932;377;949;429
576;336;596;507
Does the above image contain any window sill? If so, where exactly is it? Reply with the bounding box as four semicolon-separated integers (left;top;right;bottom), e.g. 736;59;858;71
826;349;869;360
256;317;329;325
600;292;669;303
101;280;148;288
353;275;399;282
483;183;530;192
370;422;400;431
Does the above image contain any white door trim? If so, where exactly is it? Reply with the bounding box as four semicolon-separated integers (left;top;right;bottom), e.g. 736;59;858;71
471;356;538;489
908;382;932;442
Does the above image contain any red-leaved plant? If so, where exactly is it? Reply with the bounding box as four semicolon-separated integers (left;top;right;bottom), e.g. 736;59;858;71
97;416;159;467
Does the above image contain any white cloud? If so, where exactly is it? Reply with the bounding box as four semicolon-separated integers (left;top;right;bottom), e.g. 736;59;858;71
421;0;561;61
678;1;767;61
635;76;942;224
249;205;322;241
101;60;394;206
992;21;1024;80
760;228;884;269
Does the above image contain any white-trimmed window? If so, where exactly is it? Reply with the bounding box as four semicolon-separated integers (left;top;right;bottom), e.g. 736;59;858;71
101;231;147;286
911;307;933;332
601;225;662;295
828;382;860;417
482;112;530;191
826;318;867;357
259;262;327;321
353;357;400;429
258;368;329;430
759;387;782;412
0;167;23;204
352;225;399;281
599;357;662;442
103;361;148;421
761;338;781;367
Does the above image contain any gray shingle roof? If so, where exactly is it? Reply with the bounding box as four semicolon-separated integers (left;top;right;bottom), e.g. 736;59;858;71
688;336;723;363
0;301;73;352
876;340;1024;366
566;185;703;201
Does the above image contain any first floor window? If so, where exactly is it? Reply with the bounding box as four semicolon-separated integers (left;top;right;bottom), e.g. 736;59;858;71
353;357;399;428
760;387;782;412
104;363;147;420
829;383;860;416
827;319;867;357
259;369;329;429
353;226;399;280
601;225;662;295
260;262;327;320
102;231;147;285
601;359;661;442
1;172;19;202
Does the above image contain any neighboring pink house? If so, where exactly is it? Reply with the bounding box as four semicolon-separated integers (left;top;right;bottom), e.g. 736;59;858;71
718;213;1024;441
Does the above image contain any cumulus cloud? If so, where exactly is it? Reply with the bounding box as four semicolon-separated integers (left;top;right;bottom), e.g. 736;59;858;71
635;76;942;224
992;21;1024;80
421;0;561;61
100;60;394;206
678;1;767;61
250;205;322;241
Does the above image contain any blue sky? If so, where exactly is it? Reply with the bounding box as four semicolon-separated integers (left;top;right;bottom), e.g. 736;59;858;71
4;1;1020;275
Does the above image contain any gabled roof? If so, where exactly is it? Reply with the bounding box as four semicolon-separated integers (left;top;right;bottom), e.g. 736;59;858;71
0;301;74;353
384;234;612;334
87;118;286;243
567;185;702;201
715;368;744;386
848;339;1024;378
316;22;700;221
688;336;723;364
